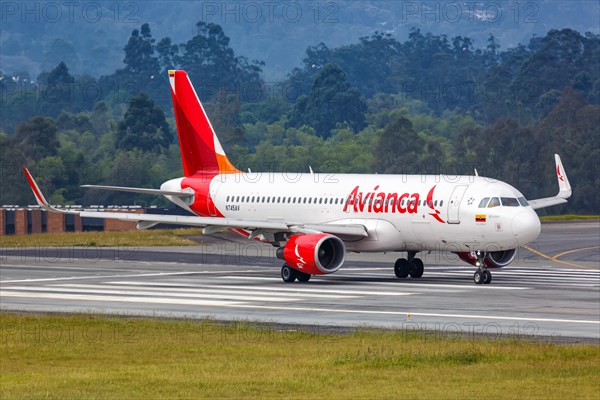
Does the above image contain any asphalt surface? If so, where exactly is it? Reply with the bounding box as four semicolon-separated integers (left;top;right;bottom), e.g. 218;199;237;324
1;221;598;341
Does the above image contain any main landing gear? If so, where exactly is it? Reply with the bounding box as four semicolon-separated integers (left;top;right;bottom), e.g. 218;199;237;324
394;251;424;279
472;252;492;285
281;264;311;283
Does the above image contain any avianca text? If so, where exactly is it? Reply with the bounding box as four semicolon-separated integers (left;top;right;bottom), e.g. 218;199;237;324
343;185;420;214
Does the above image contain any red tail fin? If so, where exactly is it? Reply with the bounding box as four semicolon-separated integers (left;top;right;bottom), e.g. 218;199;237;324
169;70;239;176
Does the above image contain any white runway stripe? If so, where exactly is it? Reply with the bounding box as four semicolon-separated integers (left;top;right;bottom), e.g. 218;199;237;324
0;291;242;306
107;281;416;296
1;286;302;303
218;276;531;290
0;270;264;284
57;283;360;299
4;289;596;326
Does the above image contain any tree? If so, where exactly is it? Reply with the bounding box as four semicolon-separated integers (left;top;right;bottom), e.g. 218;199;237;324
156;37;179;73
116;93;173;152
287;64;366;137
373;117;423;174
205;89;246;156
15;116;59;160
122;23;160;77
178;21;263;100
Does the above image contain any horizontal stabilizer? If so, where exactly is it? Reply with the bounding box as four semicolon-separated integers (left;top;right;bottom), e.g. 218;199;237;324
81;185;194;198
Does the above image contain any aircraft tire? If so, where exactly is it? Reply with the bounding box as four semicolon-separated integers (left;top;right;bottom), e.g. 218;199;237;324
394;258;410;278
297;272;311;282
483;270;492;284
473;270;484;284
409;258;424;278
281;264;297;283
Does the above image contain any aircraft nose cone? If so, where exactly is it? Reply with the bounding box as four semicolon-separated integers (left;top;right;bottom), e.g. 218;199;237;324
512;210;541;244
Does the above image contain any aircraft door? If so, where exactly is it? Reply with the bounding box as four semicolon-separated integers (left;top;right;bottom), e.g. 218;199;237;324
446;185;468;224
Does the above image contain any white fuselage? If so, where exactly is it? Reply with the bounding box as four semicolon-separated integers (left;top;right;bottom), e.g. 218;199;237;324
162;172;541;254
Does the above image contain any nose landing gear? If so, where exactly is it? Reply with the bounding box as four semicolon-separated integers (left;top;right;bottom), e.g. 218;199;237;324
473;252;492;284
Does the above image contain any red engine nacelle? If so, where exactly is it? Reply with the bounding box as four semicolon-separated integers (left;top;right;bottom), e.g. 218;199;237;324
455;249;517;269
277;234;346;275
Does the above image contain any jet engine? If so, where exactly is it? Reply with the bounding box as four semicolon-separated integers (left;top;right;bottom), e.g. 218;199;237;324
276;233;346;275
456;249;517;269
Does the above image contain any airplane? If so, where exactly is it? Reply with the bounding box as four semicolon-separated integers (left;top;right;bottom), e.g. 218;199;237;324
24;69;572;285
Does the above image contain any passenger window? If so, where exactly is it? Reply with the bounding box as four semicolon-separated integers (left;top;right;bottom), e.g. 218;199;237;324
440;200;443;207
501;197;520;207
487;197;501;208
518;197;529;207
226;196;230;202
478;197;490;208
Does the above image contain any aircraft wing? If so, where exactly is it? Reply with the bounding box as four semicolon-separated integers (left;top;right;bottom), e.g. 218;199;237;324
23;167;368;238
528;154;572;210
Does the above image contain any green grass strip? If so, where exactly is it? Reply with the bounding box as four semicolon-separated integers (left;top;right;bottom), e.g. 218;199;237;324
0;229;202;247
1;313;599;399
540;215;600;222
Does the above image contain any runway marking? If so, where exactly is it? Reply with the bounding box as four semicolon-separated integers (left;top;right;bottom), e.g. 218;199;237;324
1;286;305;303
552;246;600;260
0;291;243;306
522;245;588;268
1;290;597;326
221;276;531;290
229;305;600;325
57;284;365;299
0;270;262;284
107;281;417;296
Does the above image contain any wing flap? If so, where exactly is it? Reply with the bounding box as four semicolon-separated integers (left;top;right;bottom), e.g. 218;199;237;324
297;223;368;237
79;211;290;230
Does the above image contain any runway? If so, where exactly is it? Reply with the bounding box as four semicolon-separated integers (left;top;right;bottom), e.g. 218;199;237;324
1;222;599;341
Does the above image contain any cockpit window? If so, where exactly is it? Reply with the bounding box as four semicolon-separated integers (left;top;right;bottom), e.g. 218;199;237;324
501;197;520;207
518;197;529;207
487;197;501;208
478;197;490;208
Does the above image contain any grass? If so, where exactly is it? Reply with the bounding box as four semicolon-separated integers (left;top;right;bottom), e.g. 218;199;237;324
540;215;600;222
1;313;599;399
0;228;203;247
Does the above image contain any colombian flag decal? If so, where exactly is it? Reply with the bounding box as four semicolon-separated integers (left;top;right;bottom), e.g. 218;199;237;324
476;214;487;223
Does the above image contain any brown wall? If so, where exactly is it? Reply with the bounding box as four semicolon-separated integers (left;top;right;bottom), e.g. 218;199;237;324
74;215;82;232
30;210;42;234
103;209;143;232
46;212;65;234
0;208;146;235
15;209;28;236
